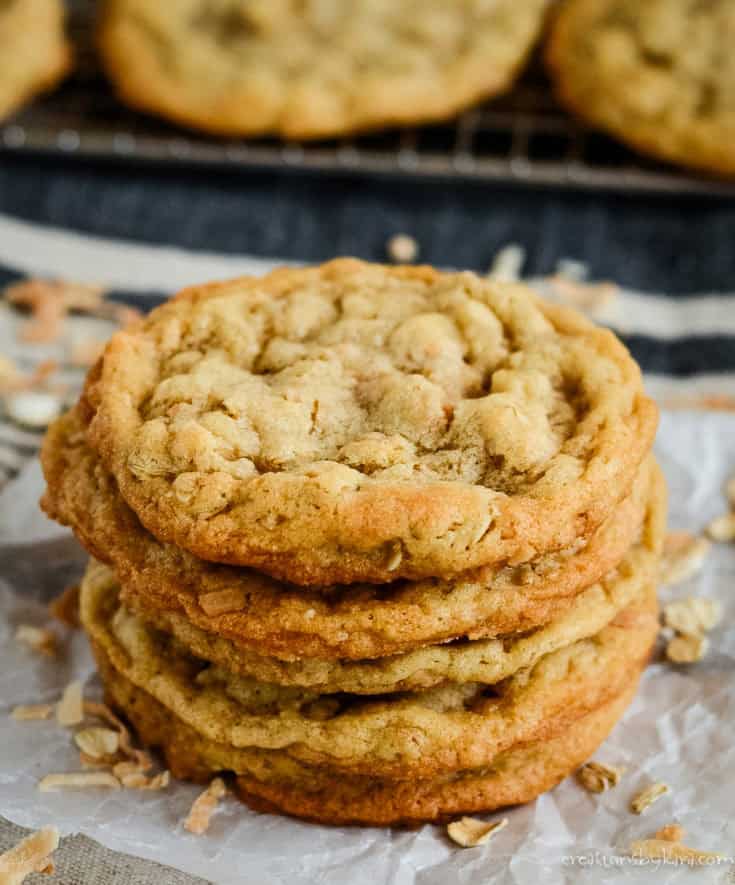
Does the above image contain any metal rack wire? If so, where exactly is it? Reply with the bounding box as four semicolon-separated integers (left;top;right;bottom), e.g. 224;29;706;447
2;3;733;198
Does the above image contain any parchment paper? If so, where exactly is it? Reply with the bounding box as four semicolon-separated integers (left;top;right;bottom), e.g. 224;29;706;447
1;410;734;885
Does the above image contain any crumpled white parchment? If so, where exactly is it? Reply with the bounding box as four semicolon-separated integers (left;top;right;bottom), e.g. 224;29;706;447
1;410;734;885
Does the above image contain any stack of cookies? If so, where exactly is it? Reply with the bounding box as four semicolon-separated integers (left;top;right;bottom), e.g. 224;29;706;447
41;259;663;826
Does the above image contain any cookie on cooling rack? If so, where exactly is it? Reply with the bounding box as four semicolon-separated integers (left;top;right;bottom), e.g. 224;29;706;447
97;0;549;138
546;0;735;177
0;0;72;121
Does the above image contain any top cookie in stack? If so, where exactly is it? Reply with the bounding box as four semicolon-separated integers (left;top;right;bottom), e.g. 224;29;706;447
78;259;657;585
41;259;662;826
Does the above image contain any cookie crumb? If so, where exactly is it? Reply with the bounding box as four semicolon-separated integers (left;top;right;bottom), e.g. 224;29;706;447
630;838;721;864
666;633;708;664
56;680;84;726
74;727;120;759
386;234;418;264
630;782;669;814
14;625;57;657
655;824;685;842
0;826;59;882
184;777;227;835
706;512;735;543
11;704;55;721
576;761;625;793
660;532;710;584
447;816;508;848
39;771;120;792
663;597;721;637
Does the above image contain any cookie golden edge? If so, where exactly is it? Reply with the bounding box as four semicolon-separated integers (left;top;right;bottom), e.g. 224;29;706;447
81;259;659;586
0;0;72;121
96;1;548;139
98;644;643;826
545;0;735;177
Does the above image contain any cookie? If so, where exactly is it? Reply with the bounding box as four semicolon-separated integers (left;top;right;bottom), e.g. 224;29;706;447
98;0;548;139
546;0;735;176
42;408;661;661
0;0;71;121
99;647;640;826
80;259;658;585
81;560;659;778
83;516;658;692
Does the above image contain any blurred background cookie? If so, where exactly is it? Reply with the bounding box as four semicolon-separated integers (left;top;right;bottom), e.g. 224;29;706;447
0;0;71;122
546;0;735;177
97;0;549;138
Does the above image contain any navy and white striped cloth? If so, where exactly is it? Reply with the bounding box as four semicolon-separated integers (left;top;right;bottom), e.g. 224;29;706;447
0;210;733;489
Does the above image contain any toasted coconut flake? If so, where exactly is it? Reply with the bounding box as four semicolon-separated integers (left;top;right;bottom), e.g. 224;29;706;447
0;826;59;883
630;782;669;814
39;771;120;792
576;761;625;793
706;512;735;543
663;597;722;637
84;701;152;769
184;777;227;835
4;278;109;343
5;393;63;430
488;244;525;282
14;625;57;657
655;824;685;842
0;356;20;394
726;474;735;508
56;681;84;727
447;816;508;848
118;769;170;791
386;234;418;265
666;633;708;664
11;704;54;721
198;588;247;617
49;584;80;628
630;839;722;864
74;727;120;759
660;533;711;585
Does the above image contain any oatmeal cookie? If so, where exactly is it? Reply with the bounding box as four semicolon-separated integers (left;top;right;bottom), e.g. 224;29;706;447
0;0;71;121
99;648;640;825
80;259;658;585
98;0;548;139
42;408;661;661
80;470;661;691
546;0;735;176
81;561;659;778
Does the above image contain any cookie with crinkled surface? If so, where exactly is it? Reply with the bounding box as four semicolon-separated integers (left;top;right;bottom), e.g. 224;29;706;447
547;0;735;176
80;259;658;585
42;408;661;662
98;0;548;139
99;647;640;826
81;559;659;778
0;0;71;121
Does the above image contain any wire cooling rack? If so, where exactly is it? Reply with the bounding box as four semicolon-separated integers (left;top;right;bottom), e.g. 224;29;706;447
2;2;734;198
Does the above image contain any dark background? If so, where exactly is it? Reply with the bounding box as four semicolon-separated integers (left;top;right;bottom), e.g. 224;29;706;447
1;154;733;296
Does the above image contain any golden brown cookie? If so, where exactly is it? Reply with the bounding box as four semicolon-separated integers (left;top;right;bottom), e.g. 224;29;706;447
79;259;657;585
546;0;735;176
42;408;661;661
0;0;71;121
81;559;659;778
98;0;548;139
98;641;643;826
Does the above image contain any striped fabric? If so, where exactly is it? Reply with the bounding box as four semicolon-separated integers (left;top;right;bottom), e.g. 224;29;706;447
1;211;733;491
